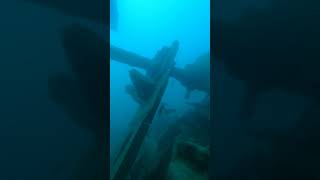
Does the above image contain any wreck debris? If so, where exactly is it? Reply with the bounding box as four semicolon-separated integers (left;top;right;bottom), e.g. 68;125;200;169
110;46;210;97
167;140;209;180
111;41;179;180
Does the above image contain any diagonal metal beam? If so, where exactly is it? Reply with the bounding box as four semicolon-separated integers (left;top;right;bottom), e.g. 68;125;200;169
110;41;179;180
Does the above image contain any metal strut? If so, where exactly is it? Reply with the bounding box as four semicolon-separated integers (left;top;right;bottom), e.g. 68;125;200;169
110;41;179;180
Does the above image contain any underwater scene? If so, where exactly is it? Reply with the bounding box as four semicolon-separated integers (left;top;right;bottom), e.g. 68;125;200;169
110;0;210;179
1;0;320;179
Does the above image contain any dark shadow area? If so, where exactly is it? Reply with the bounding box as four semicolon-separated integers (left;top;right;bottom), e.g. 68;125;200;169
22;0;108;25
0;0;110;179
212;0;320;179
48;23;109;179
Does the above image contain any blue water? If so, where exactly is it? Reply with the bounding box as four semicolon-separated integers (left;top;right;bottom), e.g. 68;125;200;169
110;0;210;160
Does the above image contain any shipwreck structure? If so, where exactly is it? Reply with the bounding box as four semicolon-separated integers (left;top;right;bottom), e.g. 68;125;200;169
110;41;210;180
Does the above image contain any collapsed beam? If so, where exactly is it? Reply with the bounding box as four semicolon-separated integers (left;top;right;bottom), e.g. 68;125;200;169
110;45;187;89
110;45;151;70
